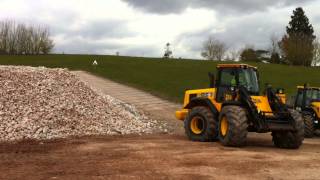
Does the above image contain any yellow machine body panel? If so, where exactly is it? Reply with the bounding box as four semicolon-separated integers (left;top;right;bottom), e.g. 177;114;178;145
175;88;222;121
182;88;214;106
276;94;286;104
175;87;276;120
311;102;320;118
250;96;273;116
175;109;189;121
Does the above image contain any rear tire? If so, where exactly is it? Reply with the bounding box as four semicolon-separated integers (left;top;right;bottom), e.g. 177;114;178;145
184;106;218;142
272;109;304;149
303;114;314;138
218;105;248;147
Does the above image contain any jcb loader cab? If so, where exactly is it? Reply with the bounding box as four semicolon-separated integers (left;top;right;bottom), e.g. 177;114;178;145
293;85;320;137
176;64;304;149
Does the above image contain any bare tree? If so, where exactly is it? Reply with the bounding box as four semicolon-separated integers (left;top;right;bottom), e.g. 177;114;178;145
270;34;280;55
229;48;240;61
201;37;227;61
0;20;54;55
39;27;54;54
313;38;320;66
26;26;34;54
269;34;281;64
0;20;11;54
7;21;16;54
16;23;28;54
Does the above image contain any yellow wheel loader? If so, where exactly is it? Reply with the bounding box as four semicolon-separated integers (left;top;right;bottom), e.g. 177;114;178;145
175;64;304;149
293;85;320;138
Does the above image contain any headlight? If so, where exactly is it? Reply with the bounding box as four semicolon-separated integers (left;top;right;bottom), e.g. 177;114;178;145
224;92;233;101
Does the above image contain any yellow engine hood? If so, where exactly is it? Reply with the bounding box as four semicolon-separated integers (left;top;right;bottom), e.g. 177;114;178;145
311;102;320;107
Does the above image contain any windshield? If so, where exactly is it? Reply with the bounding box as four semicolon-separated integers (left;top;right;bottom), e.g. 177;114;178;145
238;68;259;94
306;89;320;103
218;67;260;94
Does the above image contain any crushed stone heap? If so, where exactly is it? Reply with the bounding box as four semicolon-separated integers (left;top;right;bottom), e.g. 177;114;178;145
0;66;166;142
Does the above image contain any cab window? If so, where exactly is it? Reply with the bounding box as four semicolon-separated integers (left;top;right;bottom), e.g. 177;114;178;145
238;68;259;94
219;69;236;86
305;90;313;106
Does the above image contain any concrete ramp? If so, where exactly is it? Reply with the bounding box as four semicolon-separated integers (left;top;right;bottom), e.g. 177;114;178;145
72;71;183;133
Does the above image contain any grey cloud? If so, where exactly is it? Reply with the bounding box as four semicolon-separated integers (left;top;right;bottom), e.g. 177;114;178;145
74;20;133;39
121;46;160;57
122;0;314;15
54;38;124;54
52;19;133;40
8;0;316;58
174;28;211;53
174;15;286;58
123;0;188;14
313;15;320;26
53;37;159;57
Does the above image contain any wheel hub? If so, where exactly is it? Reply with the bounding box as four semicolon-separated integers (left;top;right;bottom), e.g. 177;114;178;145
190;117;204;134
220;116;228;136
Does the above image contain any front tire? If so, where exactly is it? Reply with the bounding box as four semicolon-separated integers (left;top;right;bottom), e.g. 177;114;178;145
303;114;314;138
272;109;304;149
218;105;248;147
184;106;218;142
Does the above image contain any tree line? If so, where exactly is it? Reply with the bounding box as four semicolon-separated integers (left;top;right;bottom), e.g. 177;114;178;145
201;7;319;67
0;20;54;55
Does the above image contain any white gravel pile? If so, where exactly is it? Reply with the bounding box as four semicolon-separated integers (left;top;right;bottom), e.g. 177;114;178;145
0;66;164;142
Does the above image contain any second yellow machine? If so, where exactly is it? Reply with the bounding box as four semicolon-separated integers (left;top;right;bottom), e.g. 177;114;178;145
176;64;304;149
292;85;320;137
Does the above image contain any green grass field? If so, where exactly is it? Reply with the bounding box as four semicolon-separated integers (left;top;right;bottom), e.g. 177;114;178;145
0;54;319;103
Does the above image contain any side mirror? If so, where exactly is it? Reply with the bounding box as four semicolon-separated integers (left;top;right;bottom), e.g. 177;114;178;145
208;72;215;88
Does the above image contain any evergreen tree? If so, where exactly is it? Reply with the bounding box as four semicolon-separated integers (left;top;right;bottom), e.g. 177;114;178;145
270;53;281;64
240;48;259;62
280;7;315;66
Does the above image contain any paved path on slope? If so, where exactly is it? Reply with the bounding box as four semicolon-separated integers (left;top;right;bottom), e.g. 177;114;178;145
72;71;183;133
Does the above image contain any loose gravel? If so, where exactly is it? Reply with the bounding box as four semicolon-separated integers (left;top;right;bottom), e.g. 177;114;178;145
0;66;166;142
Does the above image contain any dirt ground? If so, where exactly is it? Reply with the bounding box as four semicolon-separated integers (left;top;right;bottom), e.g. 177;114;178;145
1;71;320;180
1;132;320;180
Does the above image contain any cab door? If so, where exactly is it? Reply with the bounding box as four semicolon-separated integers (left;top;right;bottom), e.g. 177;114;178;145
216;68;237;102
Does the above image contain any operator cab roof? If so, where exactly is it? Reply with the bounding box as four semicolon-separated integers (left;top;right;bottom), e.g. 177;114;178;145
297;86;320;90
216;64;257;69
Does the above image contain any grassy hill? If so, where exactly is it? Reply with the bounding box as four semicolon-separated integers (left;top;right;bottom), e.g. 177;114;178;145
0;54;319;103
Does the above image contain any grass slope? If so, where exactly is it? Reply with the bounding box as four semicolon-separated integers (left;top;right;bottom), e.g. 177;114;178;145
0;54;319;103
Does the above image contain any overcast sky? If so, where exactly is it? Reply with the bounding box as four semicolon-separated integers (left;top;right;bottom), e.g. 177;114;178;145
0;0;319;59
